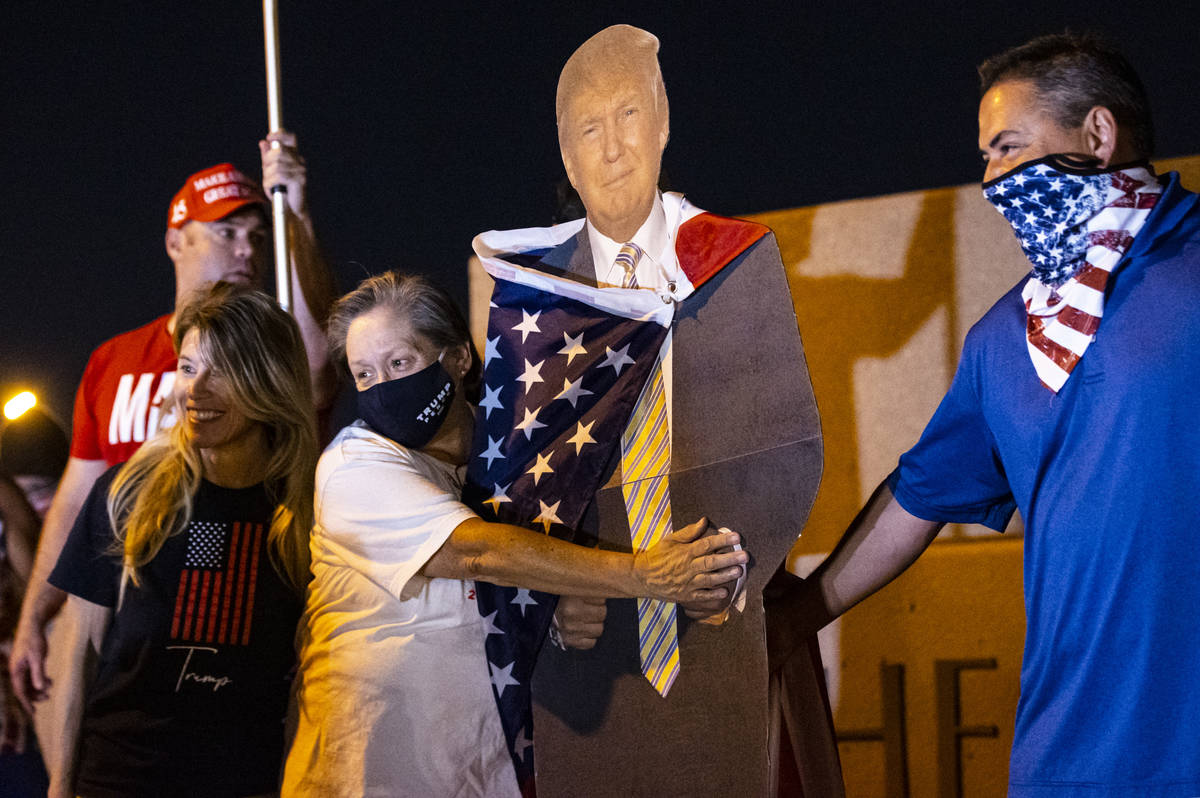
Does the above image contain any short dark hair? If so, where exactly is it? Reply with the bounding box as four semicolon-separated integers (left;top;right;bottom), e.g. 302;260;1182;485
327;271;482;403
978;32;1153;158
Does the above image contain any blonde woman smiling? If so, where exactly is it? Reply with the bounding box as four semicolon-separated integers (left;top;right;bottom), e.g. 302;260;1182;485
50;284;317;798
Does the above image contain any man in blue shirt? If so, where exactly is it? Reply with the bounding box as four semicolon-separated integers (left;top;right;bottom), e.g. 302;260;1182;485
773;33;1200;797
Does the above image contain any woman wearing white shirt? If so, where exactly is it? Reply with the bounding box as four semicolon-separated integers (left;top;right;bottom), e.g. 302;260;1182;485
284;271;745;797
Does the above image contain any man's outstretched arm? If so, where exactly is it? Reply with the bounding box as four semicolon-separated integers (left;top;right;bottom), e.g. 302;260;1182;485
766;481;943;666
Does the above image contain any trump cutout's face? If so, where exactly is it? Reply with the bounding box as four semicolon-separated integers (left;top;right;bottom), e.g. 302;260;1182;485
560;73;669;243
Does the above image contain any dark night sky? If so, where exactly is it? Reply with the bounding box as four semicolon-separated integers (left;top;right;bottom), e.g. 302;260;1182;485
3;1;1198;425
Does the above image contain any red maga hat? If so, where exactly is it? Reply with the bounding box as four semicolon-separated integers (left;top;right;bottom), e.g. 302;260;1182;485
166;163;267;229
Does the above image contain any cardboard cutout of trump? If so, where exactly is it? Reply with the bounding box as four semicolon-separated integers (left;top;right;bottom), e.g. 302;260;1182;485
468;25;841;796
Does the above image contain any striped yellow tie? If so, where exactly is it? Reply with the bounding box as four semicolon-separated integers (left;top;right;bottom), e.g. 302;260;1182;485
615;241;643;289
621;361;679;696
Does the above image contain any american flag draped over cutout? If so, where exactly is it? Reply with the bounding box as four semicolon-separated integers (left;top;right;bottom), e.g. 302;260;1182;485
462;249;672;794
468;196;768;793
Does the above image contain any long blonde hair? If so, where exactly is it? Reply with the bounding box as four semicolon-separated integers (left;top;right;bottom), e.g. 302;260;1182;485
106;283;317;590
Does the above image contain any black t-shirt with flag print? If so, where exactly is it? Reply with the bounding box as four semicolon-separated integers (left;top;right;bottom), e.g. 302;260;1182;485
50;466;302;798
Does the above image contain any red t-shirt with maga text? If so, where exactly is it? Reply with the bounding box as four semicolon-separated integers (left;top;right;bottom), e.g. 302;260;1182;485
70;314;177;466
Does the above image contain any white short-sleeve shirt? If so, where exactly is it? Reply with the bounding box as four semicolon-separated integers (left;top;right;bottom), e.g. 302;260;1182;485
283;422;519;798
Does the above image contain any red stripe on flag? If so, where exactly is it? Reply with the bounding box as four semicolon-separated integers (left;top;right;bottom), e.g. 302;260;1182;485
241;524;264;645
1058;306;1101;336
1087;230;1133;252
181;571;199;639
193;571;212;642
1030;330;1080;372
170;570;189;638
1074;264;1111;292
219;522;242;644
230;522;252;644
206;573;222;643
1109;171;1145;196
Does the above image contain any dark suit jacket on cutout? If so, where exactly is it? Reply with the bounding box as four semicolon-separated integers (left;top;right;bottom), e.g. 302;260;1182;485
529;224;833;796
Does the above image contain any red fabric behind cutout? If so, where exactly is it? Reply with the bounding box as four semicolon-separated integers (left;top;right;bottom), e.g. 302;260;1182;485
676;213;770;289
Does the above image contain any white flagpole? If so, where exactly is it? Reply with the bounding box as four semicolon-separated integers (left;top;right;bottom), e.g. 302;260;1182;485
263;0;291;312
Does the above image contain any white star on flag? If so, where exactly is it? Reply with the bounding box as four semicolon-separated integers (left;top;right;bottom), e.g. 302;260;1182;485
512;726;533;762
479;436;506;469
484;335;501;367
510;589;538;616
534;499;563;533
599;344;636;376
483;482;511;512
516;359;544;394
566;420;597;454
489;659;521;697
481;610;505;636
525;451;554;484
515;407;548;440
512;310;542;343
554;376;593;408
479;384;504;418
558;331;587;363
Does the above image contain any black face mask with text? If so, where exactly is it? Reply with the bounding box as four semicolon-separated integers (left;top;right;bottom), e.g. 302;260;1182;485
357;360;456;449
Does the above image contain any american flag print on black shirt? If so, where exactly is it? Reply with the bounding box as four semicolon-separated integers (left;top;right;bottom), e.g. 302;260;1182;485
170;520;265;646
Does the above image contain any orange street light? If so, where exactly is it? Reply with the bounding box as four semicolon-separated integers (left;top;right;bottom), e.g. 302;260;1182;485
3;391;37;421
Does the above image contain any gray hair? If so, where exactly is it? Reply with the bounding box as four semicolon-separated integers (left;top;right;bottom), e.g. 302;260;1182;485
327;271;482;402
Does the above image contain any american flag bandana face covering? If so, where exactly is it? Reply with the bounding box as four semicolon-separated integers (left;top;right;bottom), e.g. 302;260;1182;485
982;155;1161;391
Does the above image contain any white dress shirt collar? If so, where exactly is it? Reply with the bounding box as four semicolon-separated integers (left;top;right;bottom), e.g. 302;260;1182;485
586;194;685;302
